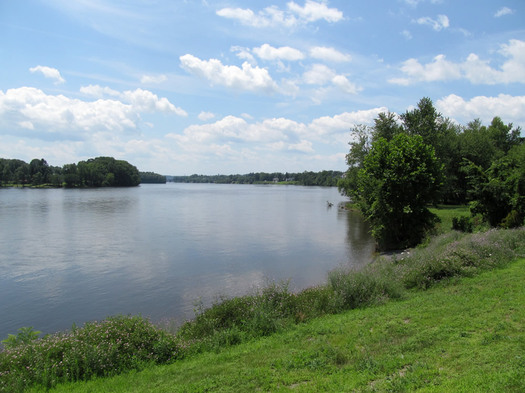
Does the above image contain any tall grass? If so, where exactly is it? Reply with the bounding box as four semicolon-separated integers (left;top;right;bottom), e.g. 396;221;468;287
0;316;184;392
2;227;525;392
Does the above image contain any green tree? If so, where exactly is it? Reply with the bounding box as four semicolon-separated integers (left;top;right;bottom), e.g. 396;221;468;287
356;133;444;250
465;143;525;227
373;111;402;141
487;116;522;154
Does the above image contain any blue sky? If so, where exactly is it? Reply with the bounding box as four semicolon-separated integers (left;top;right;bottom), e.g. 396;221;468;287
1;0;524;175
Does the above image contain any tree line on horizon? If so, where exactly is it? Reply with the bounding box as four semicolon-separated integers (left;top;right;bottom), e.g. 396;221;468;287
338;97;525;250
0;156;144;187
169;170;343;187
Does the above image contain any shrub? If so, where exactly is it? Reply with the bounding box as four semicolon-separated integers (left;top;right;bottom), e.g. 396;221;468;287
0;316;184;392
452;216;473;232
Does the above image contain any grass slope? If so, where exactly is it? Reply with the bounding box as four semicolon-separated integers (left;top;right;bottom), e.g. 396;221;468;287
40;258;525;392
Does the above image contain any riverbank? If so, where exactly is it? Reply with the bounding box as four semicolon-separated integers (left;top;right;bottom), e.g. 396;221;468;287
2;224;525;392
33;256;525;392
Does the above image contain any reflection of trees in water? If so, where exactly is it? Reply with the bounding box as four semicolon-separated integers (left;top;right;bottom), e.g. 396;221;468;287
337;208;375;267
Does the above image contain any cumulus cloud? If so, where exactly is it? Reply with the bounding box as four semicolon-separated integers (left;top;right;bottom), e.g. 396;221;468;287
389;54;461;85
80;84;121;97
168;115;298;146
436;94;525;125
389;39;525;85
216;1;343;28
198;111;216;121
29;65;66;84
80;85;187;116
231;46;257;65
253;44;304;61
180;54;278;93
494;7;514;18
308;107;388;136
415;14;449;31
140;74;168;84
287;0;343;23
303;64;360;94
121;88;187;115
167;107;387;158
309;47;351;62
0;86;187;139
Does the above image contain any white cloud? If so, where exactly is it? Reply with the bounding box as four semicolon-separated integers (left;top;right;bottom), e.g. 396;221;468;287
494;7;514;18
253;44;304;61
415;14;449;31
389;39;525;85
0;86;187;139
231;46;257;65
80;85;187;116
140;74;168;84
216;1;343;28
287;0;344;23
309;107;388;137
303;64;336;85
303;64;360;94
198;111;216;121
288;140;314;153
216;6;296;28
29;65;66;84
80;84;121;97
309;47;351;62
436;94;525;125
0;87;135;135
121;88;187;115
168;108;387;157
180;54;278;93
168;115;300;146
389;54;461;84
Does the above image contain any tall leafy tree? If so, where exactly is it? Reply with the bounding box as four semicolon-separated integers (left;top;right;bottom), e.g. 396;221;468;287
356;133;444;250
465;143;525;228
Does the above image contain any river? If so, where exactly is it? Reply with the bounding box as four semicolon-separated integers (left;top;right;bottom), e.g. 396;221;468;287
0;183;374;339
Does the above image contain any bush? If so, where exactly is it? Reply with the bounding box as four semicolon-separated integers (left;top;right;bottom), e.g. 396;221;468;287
0;316;184;392
452;216;473;232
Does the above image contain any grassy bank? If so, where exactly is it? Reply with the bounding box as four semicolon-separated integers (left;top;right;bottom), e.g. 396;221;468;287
33;257;525;392
1;223;525;392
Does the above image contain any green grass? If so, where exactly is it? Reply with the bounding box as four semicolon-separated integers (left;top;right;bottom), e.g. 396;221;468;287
35;257;525;392
430;205;471;234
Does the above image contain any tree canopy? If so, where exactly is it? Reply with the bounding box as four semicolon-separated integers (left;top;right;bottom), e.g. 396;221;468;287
356;133;443;249
0;157;140;188
339;97;524;249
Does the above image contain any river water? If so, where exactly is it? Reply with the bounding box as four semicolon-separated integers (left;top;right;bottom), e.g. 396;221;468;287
0;183;374;339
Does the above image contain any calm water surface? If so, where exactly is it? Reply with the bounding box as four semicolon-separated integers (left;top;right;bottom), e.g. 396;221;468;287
0;183;374;338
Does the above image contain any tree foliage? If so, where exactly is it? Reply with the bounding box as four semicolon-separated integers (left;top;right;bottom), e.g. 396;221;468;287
356;133;443;249
340;96;524;249
0;157;140;187
140;171;167;184
464;143;525;228
170;170;343;187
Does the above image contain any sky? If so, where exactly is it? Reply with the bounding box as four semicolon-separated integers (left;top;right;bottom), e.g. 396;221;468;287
1;0;524;175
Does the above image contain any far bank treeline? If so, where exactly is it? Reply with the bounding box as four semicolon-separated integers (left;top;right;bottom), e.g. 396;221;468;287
0;156;166;187
169;170;343;186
